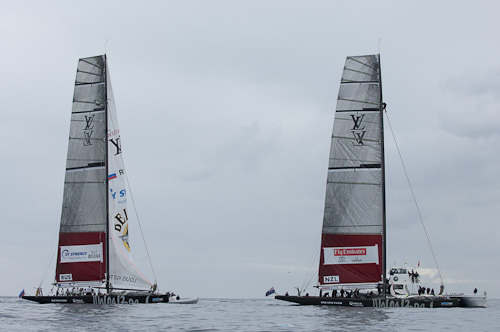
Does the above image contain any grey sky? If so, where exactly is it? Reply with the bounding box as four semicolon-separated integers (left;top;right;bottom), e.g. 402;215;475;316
1;0;499;298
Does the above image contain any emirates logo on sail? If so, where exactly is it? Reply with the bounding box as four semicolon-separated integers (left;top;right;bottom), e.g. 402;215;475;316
324;244;379;265
350;114;366;146
334;248;367;256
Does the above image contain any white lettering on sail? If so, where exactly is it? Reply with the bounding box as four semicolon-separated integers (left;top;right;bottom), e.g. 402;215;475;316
60;273;73;281
323;244;379;265
323;275;340;283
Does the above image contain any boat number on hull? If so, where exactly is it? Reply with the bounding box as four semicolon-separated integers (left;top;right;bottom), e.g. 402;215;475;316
372;299;434;308
92;295;150;304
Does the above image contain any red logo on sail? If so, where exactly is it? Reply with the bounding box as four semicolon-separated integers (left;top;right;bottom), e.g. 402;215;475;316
334;248;367;256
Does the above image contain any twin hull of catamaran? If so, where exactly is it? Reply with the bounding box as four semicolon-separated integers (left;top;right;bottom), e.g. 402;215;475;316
276;54;485;308
23;55;184;304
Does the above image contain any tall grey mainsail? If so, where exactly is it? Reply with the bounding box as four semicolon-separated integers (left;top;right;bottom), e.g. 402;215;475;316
61;56;107;235
319;54;384;288
56;56;107;285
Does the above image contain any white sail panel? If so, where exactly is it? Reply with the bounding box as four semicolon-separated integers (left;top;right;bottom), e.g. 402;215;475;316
106;66;153;290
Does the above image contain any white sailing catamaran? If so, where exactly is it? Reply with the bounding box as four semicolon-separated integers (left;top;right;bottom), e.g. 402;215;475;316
23;55;197;304
275;54;486;308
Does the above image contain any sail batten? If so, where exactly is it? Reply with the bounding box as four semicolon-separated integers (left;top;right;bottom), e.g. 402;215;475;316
337;98;379;104
318;54;384;288
343;68;375;77
340;80;379;84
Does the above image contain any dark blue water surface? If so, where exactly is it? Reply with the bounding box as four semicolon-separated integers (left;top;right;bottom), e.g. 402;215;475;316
1;297;498;331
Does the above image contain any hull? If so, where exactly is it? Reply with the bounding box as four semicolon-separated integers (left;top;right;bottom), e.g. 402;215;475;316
275;295;461;308
448;294;487;307
168;297;199;304
22;294;170;304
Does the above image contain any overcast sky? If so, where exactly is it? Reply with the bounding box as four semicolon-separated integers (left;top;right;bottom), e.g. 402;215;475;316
1;0;499;299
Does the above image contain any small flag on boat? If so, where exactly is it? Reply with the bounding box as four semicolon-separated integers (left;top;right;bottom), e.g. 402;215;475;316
108;173;117;180
265;287;276;297
18;289;25;298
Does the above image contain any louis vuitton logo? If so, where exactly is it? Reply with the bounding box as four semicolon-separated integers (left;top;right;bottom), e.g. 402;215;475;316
84;115;95;130
83;115;95;146
350;114;365;130
83;131;94;146
350;114;366;146
352;131;366;146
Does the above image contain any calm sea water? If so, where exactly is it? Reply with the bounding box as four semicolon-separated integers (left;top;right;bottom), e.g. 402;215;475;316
1;297;498;331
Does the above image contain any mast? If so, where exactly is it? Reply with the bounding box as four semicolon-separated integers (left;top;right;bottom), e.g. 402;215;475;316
378;54;387;297
104;54;110;294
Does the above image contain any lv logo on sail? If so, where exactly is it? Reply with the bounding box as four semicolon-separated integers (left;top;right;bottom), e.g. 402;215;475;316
83;115;95;146
350;114;366;146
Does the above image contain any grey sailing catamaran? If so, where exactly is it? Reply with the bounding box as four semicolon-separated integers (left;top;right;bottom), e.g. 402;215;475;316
275;54;486;308
23;55;197;304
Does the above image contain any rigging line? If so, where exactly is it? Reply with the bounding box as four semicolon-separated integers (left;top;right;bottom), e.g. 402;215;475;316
39;224;59;288
384;110;445;290
300;233;321;294
384;146;407;265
